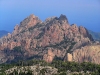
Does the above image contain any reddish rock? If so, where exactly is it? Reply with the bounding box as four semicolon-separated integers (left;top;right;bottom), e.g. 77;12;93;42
0;14;98;64
43;49;55;63
72;45;100;64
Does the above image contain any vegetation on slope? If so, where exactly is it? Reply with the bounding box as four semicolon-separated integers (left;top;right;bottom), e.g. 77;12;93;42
0;59;100;75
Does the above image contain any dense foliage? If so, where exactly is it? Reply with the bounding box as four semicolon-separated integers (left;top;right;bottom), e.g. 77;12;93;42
0;59;100;75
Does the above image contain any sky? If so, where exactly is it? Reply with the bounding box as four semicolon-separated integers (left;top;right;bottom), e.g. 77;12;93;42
0;0;100;32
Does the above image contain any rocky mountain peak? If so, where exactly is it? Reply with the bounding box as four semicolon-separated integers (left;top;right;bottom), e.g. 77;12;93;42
59;14;68;23
44;17;58;24
20;14;41;28
0;14;99;64
28;14;37;19
79;26;94;41
17;14;42;33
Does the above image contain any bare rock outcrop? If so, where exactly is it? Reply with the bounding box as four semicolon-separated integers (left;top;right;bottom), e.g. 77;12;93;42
79;26;94;41
64;53;73;62
12;24;19;35
0;14;99;64
71;45;100;64
43;49;55;63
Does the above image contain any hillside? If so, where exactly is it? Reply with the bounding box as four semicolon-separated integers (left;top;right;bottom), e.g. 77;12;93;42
0;14;100;64
0;30;9;38
0;60;100;75
88;30;100;42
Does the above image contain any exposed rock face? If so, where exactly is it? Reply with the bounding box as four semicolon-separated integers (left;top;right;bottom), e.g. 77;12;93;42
72;45;100;64
43;49;55;63
12;24;19;35
0;14;99;64
64;53;73;62
79;26;94;41
59;14;69;23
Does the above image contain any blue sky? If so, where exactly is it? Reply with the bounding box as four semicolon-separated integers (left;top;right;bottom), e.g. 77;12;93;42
0;0;100;32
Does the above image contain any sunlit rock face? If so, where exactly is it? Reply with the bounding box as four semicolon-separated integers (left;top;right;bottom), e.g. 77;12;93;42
0;14;99;64
72;45;100;64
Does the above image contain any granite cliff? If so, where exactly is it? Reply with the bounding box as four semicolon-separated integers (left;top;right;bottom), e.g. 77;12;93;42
0;14;99;64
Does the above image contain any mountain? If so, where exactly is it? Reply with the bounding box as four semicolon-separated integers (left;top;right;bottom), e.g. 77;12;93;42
0;14;100;64
0;30;9;38
88;30;100;42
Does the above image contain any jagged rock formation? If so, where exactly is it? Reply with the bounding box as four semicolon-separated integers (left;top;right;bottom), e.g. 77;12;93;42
0;14;99;64
72;45;100;64
64;45;100;64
